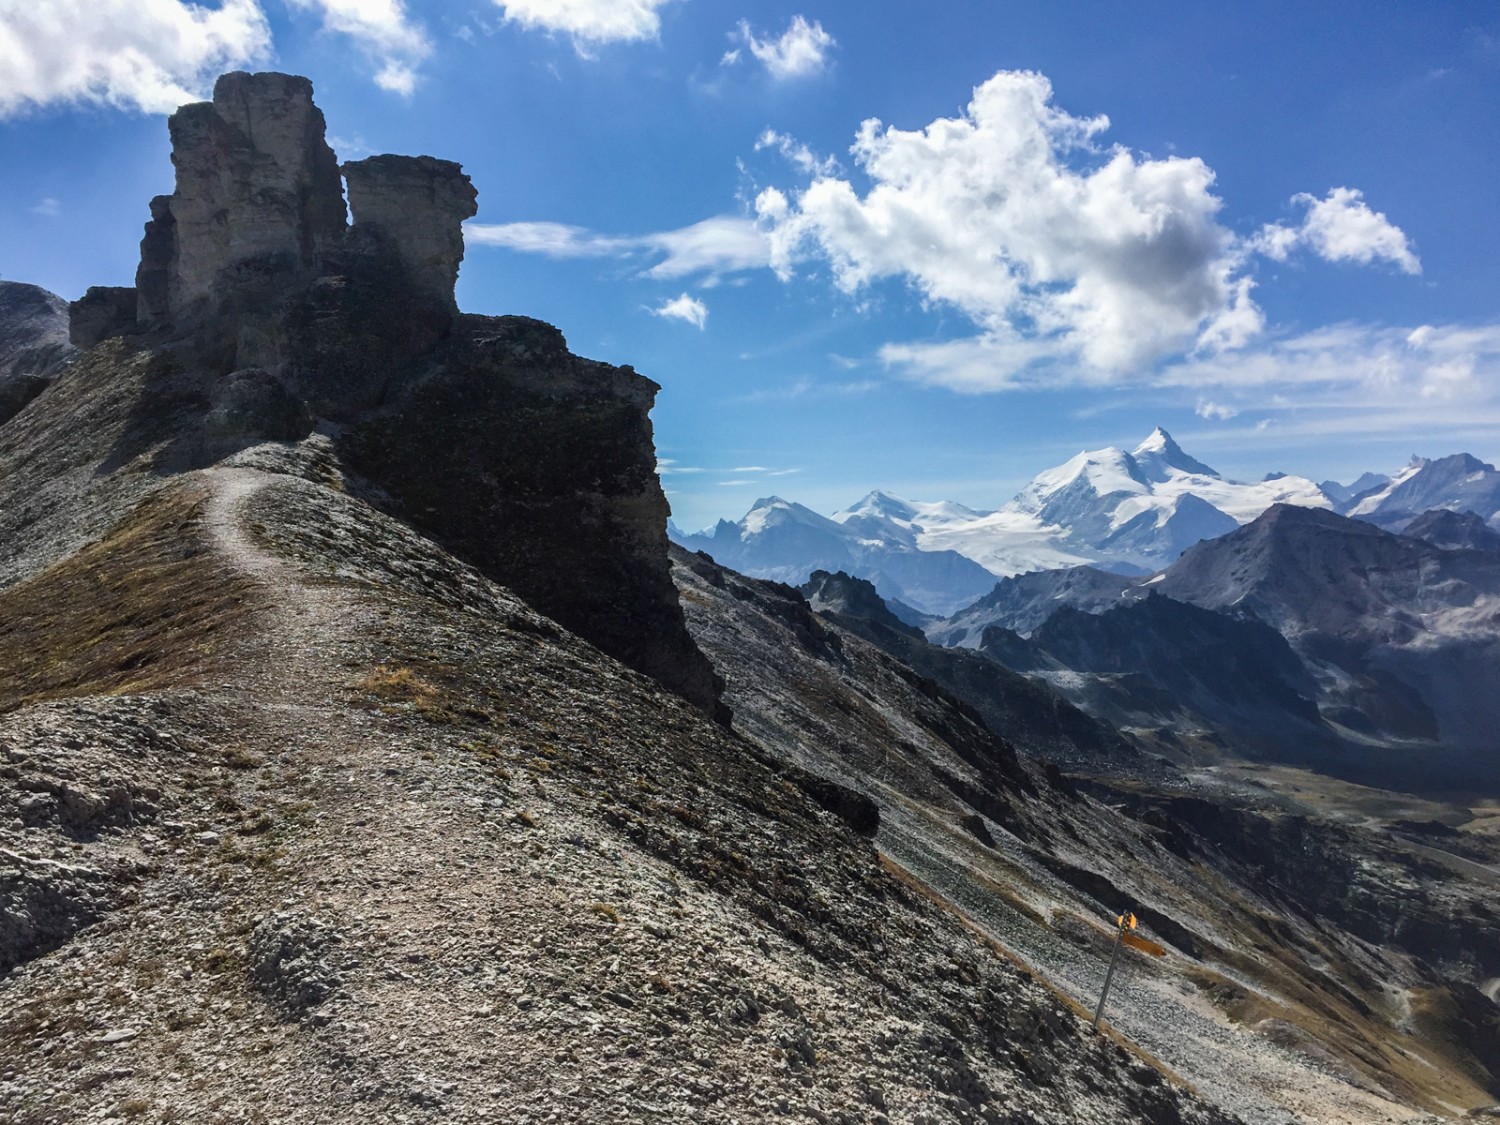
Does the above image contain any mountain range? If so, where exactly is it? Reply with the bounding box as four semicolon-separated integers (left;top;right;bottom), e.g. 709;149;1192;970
674;428;1500;617
935;502;1500;787
5;70;1500;1124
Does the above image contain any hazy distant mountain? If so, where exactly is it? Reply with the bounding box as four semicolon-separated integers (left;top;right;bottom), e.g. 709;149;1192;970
1318;471;1390;507
929;504;1500;785
668;495;999;616
1343;454;1500;530
1403;508;1500;551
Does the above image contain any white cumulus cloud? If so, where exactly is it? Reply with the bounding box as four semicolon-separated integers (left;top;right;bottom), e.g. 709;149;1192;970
285;0;431;95
495;0;677;51
1254;187;1420;274
0;0;271;117
731;15;835;80
763;69;1252;387
652;293;708;329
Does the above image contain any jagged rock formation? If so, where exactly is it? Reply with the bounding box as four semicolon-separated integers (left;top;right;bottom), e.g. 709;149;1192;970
343;154;477;315
140;72;346;337
49;71;720;716
0;281;74;425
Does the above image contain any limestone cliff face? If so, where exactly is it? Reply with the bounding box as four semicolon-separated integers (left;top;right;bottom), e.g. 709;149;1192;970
52;71;724;717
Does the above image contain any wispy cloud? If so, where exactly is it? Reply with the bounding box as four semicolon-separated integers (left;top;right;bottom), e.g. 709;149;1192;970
30;197;61;217
1195;399;1239;421
466;215;771;281
1146;322;1500;446
285;0;431;94
733;377;882;404
656;458;708;476
755;129;839;177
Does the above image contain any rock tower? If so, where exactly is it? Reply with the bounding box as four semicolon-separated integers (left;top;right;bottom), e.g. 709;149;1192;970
70;71;476;375
63;72;724;719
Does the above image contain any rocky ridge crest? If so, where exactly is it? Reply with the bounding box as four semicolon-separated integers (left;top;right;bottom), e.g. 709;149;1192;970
55;71;720;716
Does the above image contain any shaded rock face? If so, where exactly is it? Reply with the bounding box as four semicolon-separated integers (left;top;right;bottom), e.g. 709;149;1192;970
799;568;1139;774
1404;508;1500;552
343;316;726;719
343;155;477;316
979;592;1333;763
0;281;75;425
48;71;723;718
68;287;138;350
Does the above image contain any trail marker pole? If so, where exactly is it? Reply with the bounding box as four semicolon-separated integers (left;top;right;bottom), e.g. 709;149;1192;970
1092;911;1135;1030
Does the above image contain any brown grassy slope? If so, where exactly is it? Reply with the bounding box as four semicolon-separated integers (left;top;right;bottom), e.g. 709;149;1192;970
0;486;253;711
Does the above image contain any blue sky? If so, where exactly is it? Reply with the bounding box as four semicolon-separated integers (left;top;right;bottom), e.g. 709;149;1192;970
2;1;1498;532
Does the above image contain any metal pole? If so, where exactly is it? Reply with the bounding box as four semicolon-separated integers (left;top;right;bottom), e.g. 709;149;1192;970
1092;924;1124;1030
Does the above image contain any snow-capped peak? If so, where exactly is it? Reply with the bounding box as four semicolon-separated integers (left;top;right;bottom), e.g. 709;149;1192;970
1131;426;1220;481
833;490;989;529
838;489;920;522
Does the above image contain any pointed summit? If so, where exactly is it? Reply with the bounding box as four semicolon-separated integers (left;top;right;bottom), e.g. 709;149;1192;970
1131;426;1219;480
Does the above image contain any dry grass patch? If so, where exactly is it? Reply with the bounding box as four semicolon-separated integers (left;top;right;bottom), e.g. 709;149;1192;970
0;485;253;711
356;664;440;708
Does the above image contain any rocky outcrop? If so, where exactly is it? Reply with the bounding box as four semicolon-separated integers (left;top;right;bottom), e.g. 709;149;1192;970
0;281;74;425
67;287;137;350
146;72;345;330
47;70;723;718
343;155;476;316
343;316;726;719
77;71;457;376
